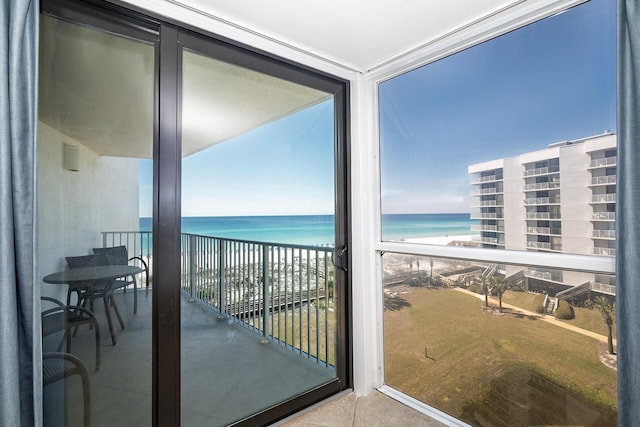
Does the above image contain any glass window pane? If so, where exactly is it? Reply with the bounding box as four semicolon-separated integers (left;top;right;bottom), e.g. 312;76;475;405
39;14;155;426
383;253;617;425
379;0;616;258
180;50;338;425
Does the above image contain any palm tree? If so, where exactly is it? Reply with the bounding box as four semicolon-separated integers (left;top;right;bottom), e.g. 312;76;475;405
591;296;616;355
476;275;491;308
490;275;517;313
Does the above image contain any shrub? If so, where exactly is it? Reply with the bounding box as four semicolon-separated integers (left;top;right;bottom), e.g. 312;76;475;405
555;300;575;320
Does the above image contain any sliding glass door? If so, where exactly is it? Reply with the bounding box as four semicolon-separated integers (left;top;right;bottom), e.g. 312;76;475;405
38;2;350;426
38;6;157;426
178;32;346;425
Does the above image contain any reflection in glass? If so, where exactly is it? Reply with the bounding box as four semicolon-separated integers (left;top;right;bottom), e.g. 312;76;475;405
382;253;617;426
180;51;338;425
38;14;154;426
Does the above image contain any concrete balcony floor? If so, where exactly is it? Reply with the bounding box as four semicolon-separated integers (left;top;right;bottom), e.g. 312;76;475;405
44;287;445;426
43;288;336;426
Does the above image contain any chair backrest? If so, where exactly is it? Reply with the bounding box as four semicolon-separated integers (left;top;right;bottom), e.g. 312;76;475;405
93;246;128;265
65;254;98;269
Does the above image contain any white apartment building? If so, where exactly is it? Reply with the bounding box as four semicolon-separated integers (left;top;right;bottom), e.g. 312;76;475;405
469;132;616;295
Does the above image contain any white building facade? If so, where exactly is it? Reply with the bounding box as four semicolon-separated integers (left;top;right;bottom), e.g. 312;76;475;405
469;132;616;295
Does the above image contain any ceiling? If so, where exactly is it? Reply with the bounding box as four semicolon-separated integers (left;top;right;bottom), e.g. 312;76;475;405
166;0;518;72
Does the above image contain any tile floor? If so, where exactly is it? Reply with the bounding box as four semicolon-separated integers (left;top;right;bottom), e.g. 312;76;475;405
278;390;445;427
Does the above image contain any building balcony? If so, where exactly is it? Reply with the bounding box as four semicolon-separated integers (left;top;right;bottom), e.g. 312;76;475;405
469;187;502;196
591;282;616;295
526;241;562;252
592;212;616;221
589;156;617;168
525;212;561;220
469;174;502;184
51;231;338;425
523;197;560;206
591;194;616;204
525;226;561;235
470;224;503;232
593;247;616;256
523;166;560;177
470;212;502;220
523;181;560;191
590;175;616;186
593;229;616;239
470;200;502;208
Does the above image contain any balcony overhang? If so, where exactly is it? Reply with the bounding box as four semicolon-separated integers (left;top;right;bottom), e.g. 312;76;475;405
38;15;331;159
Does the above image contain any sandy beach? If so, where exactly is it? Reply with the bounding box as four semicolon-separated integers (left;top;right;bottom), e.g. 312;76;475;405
405;234;476;246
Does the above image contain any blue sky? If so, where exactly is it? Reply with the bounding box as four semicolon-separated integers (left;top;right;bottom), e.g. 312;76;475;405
139;99;335;217
140;0;615;218
380;0;616;214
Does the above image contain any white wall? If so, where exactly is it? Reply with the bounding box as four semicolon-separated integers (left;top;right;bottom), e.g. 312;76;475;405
38;121;139;299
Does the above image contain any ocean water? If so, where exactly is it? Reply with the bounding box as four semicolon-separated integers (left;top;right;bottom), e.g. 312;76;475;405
381;213;477;241
139;213;476;246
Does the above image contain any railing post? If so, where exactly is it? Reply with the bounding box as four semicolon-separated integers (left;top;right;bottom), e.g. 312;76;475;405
261;244;270;343
189;234;196;302
217;239;225;319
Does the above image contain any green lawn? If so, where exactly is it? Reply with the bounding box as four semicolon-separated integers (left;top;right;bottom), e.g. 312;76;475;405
502;290;544;313
383;288;617;425
558;305;617;340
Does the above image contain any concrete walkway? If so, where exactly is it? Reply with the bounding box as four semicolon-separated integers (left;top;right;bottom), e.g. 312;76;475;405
454;287;615;344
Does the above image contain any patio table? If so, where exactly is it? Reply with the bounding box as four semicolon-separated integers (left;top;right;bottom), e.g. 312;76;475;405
43;265;143;345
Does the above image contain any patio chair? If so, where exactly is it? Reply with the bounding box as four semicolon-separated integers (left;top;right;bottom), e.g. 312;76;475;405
43;352;91;427
93;245;148;314
41;296;101;371
65;254;106;314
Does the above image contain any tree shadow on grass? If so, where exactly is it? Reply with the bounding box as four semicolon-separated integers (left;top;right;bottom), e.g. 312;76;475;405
384;294;411;311
489;307;540;321
503;308;539;320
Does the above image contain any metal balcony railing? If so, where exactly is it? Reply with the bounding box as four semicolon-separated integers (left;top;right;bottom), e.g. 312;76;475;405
470;187;500;196
593;229;616;239
523;166;560;177
593;247;616;256
591;194;616;203
470;174;502;184
590;156;617;168
526;226;552;235
591;282;616;295
590;175;616;185
471;224;499;232
523;197;561;205
102;231;336;368
525;212;561;220
470;200;502;207
470;212;502;219
523;181;560;191
592;212;616;221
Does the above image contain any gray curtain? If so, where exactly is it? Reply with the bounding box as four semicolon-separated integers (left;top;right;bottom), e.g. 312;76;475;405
0;0;41;426
617;0;640;425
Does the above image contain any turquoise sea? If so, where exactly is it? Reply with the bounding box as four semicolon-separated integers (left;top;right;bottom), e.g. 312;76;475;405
139;213;476;246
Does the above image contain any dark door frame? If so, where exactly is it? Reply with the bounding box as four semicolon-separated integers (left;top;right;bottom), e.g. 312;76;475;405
39;0;352;425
